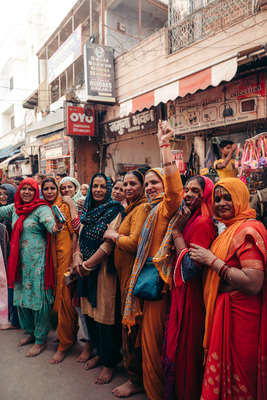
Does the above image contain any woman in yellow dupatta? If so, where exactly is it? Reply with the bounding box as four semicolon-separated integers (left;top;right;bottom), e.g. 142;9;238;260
41;177;79;364
189;177;267;400
122;120;184;400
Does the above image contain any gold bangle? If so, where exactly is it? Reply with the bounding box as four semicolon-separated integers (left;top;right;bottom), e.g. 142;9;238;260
73;252;83;259
162;160;176;167
82;261;91;271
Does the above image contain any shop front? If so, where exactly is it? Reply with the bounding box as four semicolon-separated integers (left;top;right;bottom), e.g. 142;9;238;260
39;130;70;175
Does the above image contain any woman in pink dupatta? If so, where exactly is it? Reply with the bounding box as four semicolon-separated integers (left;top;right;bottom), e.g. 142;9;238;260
162;176;216;400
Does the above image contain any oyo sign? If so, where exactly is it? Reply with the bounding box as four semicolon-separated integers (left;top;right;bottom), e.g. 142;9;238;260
67;106;95;136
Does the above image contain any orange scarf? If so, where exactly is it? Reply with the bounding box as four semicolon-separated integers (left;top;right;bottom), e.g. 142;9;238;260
203;178;256;356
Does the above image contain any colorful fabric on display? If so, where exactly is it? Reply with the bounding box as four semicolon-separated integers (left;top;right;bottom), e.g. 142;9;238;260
162;176;216;400
202;177;267;399
59;176;85;210
122;168;180;329
77;173;124;307
7;178;54;290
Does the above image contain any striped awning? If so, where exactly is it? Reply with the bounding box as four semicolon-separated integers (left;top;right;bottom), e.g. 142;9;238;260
119;57;238;117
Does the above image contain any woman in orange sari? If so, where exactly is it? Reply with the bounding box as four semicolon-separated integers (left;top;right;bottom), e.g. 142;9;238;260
189;177;267;400
41;177;78;364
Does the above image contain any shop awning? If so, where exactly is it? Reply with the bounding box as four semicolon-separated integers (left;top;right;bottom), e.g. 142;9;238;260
0;144;22;160
119;56;238;117
0;153;24;170
26;108;64;138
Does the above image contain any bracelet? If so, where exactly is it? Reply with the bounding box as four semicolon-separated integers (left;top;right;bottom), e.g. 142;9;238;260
73;252;83;259
210;257;219;269
82;261;91;271
54;224;64;232
173;234;183;240
160;143;171;148
218;263;231;280
113;234;119;243
177;247;187;255
162;160;176;167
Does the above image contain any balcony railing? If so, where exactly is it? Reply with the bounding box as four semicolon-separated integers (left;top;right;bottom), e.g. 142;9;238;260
168;0;256;54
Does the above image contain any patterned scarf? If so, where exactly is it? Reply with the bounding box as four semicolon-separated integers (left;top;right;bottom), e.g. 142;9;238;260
59;176;85;211
77;173;124;307
122;168;180;329
0;183;16;204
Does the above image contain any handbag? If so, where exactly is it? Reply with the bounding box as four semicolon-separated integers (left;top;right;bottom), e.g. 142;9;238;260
133;257;164;301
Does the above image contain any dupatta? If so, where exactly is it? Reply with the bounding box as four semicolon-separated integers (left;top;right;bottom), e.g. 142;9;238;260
59;176;85;211
7;178;54;289
162;176;216;400
202;178;267;399
122;168;181;329
77;173;124;307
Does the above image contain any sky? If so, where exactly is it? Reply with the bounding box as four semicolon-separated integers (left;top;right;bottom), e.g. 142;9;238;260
0;0;77;39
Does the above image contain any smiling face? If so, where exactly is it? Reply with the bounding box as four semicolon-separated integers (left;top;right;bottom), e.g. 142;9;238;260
60;181;77;198
0;188;8;205
112;181;125;203
20;184;36;204
92;176;107;205
183;179;204;211
42;181;58;204
123;173;143;203
214;186;235;220
145;171;164;201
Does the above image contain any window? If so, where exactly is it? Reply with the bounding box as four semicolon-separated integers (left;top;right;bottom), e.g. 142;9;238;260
11;115;15;130
10;76;14;91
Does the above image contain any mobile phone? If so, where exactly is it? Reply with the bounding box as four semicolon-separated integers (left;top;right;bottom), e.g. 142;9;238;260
64;271;78;285
52;205;66;223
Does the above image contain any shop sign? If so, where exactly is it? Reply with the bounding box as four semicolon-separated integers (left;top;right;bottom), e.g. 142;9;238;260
48;25;82;84
105;109;157;138
168;72;266;134
40;131;70;161
84;43;115;103
66;106;95;136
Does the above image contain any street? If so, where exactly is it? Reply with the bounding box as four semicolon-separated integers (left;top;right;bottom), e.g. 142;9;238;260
0;328;148;400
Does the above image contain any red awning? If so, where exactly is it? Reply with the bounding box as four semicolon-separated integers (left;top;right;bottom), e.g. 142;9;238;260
119;57;238;117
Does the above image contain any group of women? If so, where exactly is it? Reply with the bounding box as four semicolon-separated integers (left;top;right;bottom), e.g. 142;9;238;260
0;119;266;400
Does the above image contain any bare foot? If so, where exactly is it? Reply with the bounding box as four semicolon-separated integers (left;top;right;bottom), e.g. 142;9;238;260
112;380;145;397
95;366;117;385
84;355;101;370
25;342;47;357
49;350;65;364
0;322;19;330
77;340;92;363
18;335;34;347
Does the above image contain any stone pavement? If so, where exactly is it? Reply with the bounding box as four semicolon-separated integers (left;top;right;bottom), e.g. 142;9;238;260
0;328;149;400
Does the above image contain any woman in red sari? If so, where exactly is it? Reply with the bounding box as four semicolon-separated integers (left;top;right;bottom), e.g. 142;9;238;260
189;177;267;400
162;175;216;400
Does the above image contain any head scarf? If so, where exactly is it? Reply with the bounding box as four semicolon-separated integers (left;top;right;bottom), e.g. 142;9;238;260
203;178;261;357
41;176;61;207
59;176;85;210
124;170;148;215
182;176;214;245
0;183;16;205
7;178;54;289
77;173;124;307
123;168;181;329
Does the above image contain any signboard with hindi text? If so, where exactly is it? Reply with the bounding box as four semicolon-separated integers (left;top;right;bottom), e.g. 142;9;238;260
168;71;266;134
105;108;157;138
84;43;115;103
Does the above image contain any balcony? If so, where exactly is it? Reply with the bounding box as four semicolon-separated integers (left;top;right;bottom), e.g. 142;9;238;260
168;0;259;54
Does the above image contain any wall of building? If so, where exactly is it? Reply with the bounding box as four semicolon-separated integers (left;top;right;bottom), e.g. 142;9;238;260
114;9;267;103
75;136;99;184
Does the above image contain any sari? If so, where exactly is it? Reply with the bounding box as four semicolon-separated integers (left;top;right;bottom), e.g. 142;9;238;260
42;177;78;352
123;168;183;400
201;178;267;400
162;176;216;400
